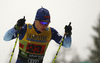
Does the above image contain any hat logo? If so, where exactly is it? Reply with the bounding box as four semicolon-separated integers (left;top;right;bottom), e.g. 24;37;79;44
44;16;50;19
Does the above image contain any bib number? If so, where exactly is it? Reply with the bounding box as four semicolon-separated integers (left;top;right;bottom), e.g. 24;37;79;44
26;43;46;54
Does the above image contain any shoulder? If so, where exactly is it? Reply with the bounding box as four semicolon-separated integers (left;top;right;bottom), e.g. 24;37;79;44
50;27;60;36
26;23;33;29
50;27;62;43
50;27;57;32
21;24;27;30
50;27;58;34
22;23;32;29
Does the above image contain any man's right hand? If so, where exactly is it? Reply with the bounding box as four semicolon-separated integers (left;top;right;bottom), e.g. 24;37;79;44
14;16;26;30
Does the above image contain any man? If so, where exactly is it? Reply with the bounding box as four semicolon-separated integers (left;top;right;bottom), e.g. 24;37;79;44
3;7;72;63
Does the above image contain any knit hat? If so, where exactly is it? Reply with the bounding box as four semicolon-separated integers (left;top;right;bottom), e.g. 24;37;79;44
35;7;50;21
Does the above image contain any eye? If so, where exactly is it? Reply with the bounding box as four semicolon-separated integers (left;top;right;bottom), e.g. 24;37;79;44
40;21;49;25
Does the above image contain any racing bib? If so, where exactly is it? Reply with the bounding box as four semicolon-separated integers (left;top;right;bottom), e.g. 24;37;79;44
18;24;51;63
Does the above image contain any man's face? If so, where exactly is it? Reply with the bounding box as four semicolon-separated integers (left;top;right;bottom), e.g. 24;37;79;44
35;20;50;32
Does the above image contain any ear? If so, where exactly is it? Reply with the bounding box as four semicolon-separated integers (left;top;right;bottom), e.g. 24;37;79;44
35;20;38;24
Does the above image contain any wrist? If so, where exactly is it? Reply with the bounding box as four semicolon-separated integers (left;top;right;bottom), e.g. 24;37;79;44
14;24;21;30
65;32;72;37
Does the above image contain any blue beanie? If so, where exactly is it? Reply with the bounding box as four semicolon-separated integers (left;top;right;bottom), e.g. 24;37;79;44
35;7;50;21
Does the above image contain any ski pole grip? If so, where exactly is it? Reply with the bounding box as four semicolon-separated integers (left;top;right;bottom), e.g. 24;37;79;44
64;22;71;30
23;16;25;19
68;22;71;26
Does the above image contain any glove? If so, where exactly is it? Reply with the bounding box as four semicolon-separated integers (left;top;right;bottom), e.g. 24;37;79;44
65;22;72;37
14;16;26;30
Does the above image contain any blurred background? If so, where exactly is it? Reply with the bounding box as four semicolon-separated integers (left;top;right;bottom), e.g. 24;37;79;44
0;0;100;63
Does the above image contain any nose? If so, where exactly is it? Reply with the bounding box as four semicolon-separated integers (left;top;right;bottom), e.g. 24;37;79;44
43;24;48;27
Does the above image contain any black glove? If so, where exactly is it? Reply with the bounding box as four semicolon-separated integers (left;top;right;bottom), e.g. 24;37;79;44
65;22;72;37
15;16;26;30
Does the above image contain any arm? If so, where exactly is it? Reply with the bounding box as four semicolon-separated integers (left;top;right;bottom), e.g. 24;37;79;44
3;25;27;41
51;27;71;48
51;22;72;48
51;27;62;44
3;16;26;41
62;36;71;48
3;27;19;41
63;22;72;48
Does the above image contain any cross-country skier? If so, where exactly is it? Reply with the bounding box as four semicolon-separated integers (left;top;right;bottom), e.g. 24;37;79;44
3;7;72;63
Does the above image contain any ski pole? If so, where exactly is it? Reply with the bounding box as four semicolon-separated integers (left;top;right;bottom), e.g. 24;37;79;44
52;22;71;63
52;34;66;63
9;16;25;63
9;33;19;63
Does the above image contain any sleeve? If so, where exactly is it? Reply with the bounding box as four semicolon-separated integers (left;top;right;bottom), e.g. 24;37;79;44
3;27;18;41
51;27;71;48
3;24;27;41
62;36;71;48
51;27;62;44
